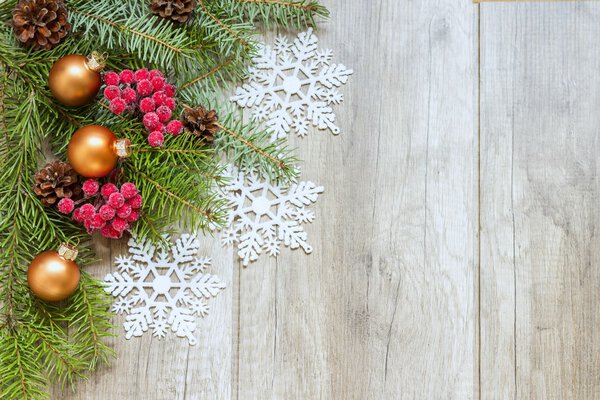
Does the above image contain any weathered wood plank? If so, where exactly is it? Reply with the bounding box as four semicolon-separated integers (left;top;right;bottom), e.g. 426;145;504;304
480;3;600;398
236;0;478;398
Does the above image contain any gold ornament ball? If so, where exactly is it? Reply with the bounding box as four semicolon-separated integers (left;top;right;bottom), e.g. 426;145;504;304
48;54;102;107
28;248;80;302
67;125;130;178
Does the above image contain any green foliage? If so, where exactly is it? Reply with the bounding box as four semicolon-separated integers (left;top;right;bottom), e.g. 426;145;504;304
0;0;327;398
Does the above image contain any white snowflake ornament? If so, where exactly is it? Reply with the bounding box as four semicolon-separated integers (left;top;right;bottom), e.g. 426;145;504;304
220;166;323;266
231;28;353;141
104;234;225;345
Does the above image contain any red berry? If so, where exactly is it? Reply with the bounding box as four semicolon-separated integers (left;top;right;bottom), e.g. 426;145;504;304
84;218;95;234
164;97;176;111
156;105;172;123
79;203;96;220
91;214;107;229
57;198;74;214
128;194;143;209
103;71;120;86
82;179;100;196
127;209;141;222
143;112;160;130
166;120;184;136
73;208;86;222
122;87;137;104
110;98;127;114
111;217;129;232
103;85;120;100
116;203;132;218
139;97;156;113
136;79;154;97
164;84;176;97
108;192;125;208
149;69;164;79
152;91;167;106
101;225;122;239
134;68;149;82
151;76;165;91
120;69;135;85
120;182;138;199
98;204;116;221
148;131;164;147
101;183;118;199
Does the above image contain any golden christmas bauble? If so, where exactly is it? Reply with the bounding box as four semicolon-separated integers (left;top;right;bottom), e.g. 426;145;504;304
48;54;103;107
28;244;80;302
67;125;131;178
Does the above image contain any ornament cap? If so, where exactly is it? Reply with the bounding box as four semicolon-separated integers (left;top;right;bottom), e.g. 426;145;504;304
86;52;107;72
114;138;132;158
58;243;78;261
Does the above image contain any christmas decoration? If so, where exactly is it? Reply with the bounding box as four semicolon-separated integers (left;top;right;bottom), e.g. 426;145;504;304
48;53;104;106
11;0;71;51
150;0;196;24
102;68;181;146
0;0;327;396
232;28;353;141
219;166;323;266
58;181;143;239
33;160;82;206
67;125;131;177
181;105;220;143
27;243;80;302
104;234;225;345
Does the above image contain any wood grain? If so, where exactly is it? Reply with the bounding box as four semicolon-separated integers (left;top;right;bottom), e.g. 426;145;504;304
480;3;600;398
235;1;477;399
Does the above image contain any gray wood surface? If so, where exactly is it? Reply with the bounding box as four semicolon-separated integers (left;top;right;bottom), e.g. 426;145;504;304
480;3;600;399
55;1;600;399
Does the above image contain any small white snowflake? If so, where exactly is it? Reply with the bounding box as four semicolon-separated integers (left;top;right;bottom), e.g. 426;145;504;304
219;166;323;266
104;234;226;345
231;28;353;141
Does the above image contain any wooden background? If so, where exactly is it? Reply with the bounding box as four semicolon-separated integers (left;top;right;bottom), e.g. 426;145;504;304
54;1;600;399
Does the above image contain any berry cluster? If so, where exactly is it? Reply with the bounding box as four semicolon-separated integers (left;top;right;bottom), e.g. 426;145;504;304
102;69;184;147
57;180;143;239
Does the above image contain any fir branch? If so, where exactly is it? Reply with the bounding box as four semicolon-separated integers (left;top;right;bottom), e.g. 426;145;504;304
222;0;329;28
66;274;115;370
194;0;256;58
180;57;236;90
0;327;49;399
19;322;86;387
217;122;286;171
68;0;195;69
213;110;299;180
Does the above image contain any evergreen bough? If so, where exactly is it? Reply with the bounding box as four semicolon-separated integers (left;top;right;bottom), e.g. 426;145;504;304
0;0;327;398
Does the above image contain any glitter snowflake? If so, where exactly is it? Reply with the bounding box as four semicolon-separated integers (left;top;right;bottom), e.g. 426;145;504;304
104;234;225;345
220;166;323;266
231;28;353;141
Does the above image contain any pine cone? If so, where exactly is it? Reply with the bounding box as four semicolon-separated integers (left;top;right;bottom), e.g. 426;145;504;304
33;161;82;207
12;0;71;51
150;0;196;24
181;106;220;143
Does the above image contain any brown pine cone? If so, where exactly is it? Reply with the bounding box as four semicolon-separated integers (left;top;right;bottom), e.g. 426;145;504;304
150;0;196;24
12;0;71;51
181;106;220;143
33;161;82;207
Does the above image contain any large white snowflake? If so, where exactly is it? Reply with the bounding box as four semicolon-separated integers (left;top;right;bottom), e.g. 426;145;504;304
231;28;353;141
220;166;323;266
104;234;225;345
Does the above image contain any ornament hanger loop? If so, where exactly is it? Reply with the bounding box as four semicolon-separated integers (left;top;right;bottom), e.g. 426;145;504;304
58;242;79;261
86;52;107;72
